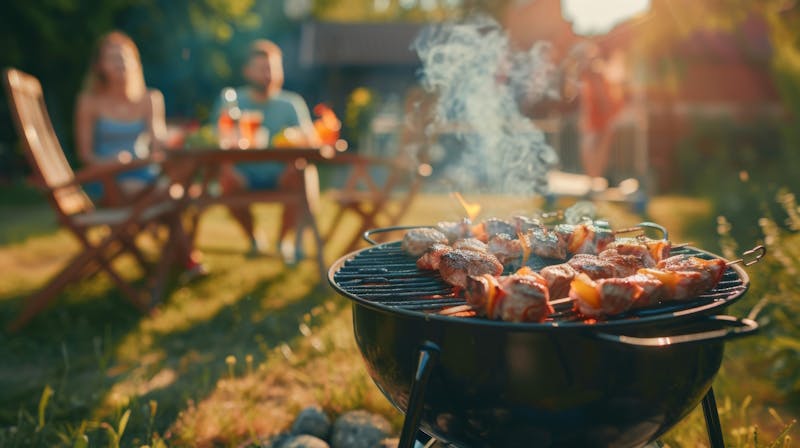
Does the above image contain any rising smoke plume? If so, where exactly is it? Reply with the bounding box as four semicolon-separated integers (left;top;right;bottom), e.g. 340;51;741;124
412;14;559;195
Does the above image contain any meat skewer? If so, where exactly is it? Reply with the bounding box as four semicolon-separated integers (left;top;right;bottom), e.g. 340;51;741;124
464;271;553;323
569;270;701;318
441;246;764;322
538;248;654;300
481;223;659;265
568;247;766;318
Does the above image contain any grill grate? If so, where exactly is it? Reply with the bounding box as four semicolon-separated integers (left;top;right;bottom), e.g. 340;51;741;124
332;242;748;323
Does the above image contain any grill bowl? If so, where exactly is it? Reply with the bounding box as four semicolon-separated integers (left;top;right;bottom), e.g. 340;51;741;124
329;239;758;447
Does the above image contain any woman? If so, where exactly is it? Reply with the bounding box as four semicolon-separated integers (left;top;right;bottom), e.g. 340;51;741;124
75;30;167;204
75;31;205;277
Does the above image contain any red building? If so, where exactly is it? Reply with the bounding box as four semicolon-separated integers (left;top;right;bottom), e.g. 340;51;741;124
504;0;783;192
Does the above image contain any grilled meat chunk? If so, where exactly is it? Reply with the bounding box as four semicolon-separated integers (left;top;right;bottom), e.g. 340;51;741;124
511;215;543;234
465;272;552;322
472;218;516;243
624;273;665;308
657;255;727;292
402;228;449;256
554;223;615;255
570;274;643;317
439;249;503;289
606;238;671;267
487;233;524;265
597;250;648;277
416;243;452;270
437;219;473;243
496;274;553;322
567;254;618;279
539;263;577;299
638;268;708;300
529;227;567;260
453;238;489;253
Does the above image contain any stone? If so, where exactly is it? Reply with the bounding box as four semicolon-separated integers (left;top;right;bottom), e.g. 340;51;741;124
260;432;291;448
281;434;330;448
379;437;400;448
291;405;331;440
330;410;392;448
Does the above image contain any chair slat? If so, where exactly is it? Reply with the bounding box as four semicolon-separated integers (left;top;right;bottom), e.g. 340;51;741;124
5;69;93;216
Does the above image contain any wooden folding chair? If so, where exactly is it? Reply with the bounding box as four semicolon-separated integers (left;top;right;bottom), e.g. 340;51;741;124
3;68;182;331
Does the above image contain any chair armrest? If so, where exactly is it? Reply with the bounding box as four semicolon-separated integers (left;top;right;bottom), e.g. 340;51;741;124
48;159;157;190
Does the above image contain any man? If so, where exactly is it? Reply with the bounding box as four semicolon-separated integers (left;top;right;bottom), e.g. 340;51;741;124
212;39;321;261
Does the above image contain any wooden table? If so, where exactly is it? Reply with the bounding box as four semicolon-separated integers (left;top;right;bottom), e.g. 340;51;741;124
157;145;426;280
160;147;335;277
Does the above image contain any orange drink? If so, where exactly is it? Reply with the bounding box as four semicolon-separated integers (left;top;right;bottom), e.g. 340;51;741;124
239;110;264;148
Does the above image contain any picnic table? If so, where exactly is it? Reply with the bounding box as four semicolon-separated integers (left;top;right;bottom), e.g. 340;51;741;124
157;144;426;278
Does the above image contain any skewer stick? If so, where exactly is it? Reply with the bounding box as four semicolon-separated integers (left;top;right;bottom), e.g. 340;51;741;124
613;226;644;235
549;297;574;307
439;304;477;316
726;245;766;267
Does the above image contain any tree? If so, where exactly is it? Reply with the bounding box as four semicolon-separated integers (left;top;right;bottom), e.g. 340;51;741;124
0;0;299;176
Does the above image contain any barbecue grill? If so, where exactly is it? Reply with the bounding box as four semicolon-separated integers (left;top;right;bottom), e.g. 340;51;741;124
328;224;765;448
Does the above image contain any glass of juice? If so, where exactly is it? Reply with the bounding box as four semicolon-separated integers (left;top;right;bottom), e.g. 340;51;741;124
239;110;264;149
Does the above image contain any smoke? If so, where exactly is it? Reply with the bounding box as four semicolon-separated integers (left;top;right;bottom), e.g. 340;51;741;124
412;14;559;195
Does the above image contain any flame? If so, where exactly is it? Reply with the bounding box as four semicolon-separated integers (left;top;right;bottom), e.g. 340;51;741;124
452;192;481;221
518;231;531;266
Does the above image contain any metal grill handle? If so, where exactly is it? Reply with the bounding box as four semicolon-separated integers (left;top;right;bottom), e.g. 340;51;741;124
637;221;668;240
593;315;758;348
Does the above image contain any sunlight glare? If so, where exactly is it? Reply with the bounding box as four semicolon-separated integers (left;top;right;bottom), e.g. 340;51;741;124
562;0;650;34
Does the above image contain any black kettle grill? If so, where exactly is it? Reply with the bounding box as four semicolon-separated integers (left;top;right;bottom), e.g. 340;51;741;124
328;225;765;448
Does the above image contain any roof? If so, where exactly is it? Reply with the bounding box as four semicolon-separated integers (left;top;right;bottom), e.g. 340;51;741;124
299;21;424;67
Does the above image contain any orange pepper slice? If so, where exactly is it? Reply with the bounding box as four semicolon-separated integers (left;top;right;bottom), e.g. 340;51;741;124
571;273;600;309
483;274;502;319
638;268;679;294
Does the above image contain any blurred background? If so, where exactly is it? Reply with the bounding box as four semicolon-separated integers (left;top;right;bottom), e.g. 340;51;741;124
1;1;799;446
1;0;799;243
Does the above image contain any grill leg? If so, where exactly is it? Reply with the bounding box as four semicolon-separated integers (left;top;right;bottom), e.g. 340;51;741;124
398;341;440;448
701;387;725;448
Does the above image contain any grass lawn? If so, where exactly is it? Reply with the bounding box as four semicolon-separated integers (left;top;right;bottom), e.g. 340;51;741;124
0;192;796;447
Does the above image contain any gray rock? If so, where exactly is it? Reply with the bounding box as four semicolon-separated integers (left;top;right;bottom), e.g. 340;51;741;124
330;410;392;448
291;405;331;440
261;432;291;448
379;438;399;448
281;434;330;448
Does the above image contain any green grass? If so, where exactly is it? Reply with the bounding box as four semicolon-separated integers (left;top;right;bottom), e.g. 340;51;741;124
0;193;796;447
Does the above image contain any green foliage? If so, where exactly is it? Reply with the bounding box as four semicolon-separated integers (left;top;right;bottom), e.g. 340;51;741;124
0;0;296;177
766;6;800;150
741;193;800;398
0;0;141;174
36;385;54;432
674;116;798;244
342;87;379;145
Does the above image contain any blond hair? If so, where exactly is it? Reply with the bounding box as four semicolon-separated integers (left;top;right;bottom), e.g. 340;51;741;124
249;39;283;60
83;31;146;100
